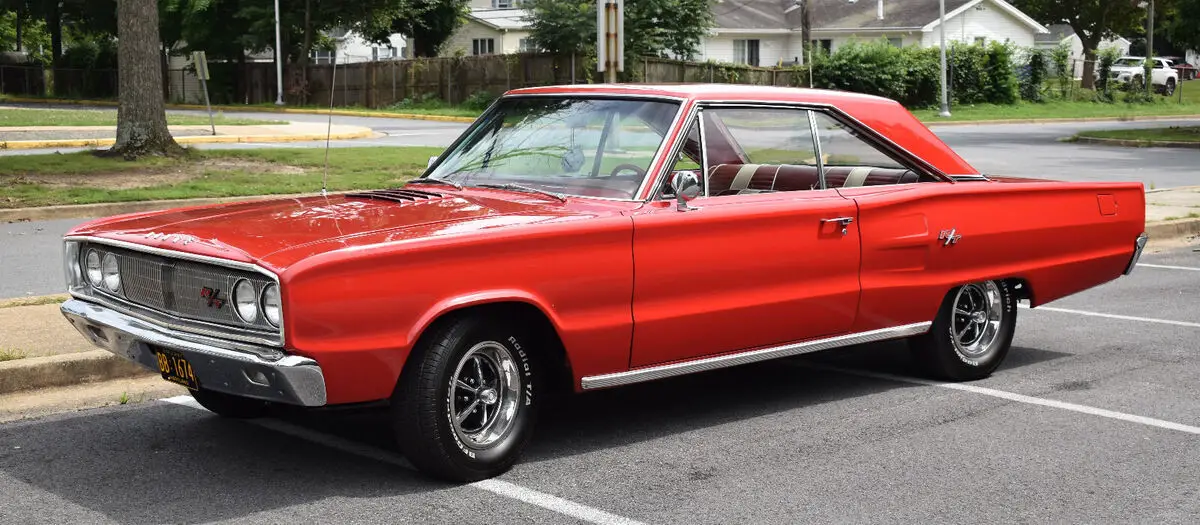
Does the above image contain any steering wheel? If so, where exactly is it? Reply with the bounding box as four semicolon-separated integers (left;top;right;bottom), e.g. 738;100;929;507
608;163;646;178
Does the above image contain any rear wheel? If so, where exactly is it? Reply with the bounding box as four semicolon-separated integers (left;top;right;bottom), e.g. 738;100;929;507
392;315;540;482
189;389;270;418
910;280;1017;381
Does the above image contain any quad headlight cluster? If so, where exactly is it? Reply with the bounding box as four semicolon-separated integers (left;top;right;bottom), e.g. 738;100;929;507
231;279;282;328
83;248;122;293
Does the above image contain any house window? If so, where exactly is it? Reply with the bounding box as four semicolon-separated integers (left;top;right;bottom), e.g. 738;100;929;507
811;39;832;53
519;38;539;53
887;37;903;47
472;38;495;56
733;39;760;66
493;0;513;7
974;36;986;45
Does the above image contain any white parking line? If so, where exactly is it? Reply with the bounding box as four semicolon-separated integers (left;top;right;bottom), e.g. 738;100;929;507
1137;263;1200;272
802;365;1200;435
1019;304;1200;328
161;396;646;525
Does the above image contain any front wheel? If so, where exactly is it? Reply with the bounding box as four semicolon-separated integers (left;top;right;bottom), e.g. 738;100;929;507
1164;78;1177;96
392;315;540;482
910;280;1017;381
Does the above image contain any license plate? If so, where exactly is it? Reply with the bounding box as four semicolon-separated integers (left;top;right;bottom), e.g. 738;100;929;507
153;347;199;390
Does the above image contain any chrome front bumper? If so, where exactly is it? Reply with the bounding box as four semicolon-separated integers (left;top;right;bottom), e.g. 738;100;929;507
1124;232;1149;275
61;299;327;406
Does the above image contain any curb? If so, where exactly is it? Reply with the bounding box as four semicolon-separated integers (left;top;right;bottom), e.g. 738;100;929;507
1071;136;1200;149
0;350;152;395
923;114;1200;127
1;96;480;123
1146;217;1200;242
0;127;376;150
0;192;323;222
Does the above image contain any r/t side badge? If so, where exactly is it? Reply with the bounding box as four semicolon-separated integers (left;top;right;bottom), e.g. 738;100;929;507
938;228;962;246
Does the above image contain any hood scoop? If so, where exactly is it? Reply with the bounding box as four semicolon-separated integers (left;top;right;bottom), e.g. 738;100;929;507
344;188;445;203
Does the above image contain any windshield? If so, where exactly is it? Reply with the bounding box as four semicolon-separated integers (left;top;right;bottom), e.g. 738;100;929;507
424;96;682;200
1114;58;1146;67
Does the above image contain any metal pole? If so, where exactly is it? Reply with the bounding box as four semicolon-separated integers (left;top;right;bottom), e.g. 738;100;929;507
938;0;950;117
274;0;285;105
1147;0;1154;97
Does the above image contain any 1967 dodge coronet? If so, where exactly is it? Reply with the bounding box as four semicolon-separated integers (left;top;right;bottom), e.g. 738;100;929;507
60;84;1147;481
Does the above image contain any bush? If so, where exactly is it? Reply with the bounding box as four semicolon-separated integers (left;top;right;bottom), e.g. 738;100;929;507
463;90;498;111
1019;48;1047;102
811;39;1020;108
1095;47;1120;102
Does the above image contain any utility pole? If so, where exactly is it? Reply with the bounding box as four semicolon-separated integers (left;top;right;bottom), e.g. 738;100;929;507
597;0;624;83
1146;0;1155;96
938;0;951;117
274;0;285;105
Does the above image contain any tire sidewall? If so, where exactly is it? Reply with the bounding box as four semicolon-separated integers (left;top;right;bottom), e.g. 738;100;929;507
434;321;539;470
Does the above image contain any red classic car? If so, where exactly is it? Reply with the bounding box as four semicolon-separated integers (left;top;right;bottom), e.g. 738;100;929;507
60;84;1148;482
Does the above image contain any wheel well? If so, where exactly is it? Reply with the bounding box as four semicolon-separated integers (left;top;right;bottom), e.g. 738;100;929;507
1004;277;1033;305
408;301;574;397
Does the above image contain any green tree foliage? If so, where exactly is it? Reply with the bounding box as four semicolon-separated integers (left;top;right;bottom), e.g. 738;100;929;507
1020;48;1047;102
379;0;470;57
525;0;714;62
1010;0;1147;89
0;8;52;64
1165;0;1200;55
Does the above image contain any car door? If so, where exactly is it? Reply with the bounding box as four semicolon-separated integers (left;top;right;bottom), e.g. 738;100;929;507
629;106;862;368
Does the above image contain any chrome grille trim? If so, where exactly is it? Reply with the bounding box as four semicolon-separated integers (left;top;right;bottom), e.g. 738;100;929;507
65;236;283;347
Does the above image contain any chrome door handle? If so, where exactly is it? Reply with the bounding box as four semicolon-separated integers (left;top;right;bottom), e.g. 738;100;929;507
821;216;854;235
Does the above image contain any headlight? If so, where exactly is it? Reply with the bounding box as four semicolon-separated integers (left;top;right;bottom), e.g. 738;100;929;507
101;253;120;292
232;279;258;323
85;249;102;287
261;283;281;327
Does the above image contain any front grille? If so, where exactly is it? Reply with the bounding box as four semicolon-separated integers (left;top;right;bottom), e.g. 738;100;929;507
83;242;278;333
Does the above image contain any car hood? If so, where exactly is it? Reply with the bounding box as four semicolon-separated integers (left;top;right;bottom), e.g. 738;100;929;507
68;189;622;272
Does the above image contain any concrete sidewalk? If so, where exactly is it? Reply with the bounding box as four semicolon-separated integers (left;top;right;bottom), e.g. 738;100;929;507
0;121;376;150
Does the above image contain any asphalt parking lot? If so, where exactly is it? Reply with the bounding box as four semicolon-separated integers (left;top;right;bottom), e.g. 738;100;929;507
2;242;1196;524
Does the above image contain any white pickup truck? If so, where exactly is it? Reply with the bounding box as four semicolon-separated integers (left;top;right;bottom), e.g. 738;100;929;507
1105;56;1179;96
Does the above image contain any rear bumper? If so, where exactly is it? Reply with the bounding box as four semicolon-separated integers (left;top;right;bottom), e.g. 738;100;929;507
61;299;327;406
1123;232;1149;275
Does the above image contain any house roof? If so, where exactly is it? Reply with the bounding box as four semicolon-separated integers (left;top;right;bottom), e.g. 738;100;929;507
1036;23;1075;44
470;8;532;31
712;0;1048;33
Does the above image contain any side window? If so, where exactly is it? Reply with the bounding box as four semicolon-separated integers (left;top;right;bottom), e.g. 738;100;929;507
702;108;824;196
810;112;921;188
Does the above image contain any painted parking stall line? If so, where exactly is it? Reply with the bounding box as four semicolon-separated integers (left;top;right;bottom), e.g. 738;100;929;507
801;364;1200;436
1019;304;1200;329
161;396;647;525
1137;263;1200;272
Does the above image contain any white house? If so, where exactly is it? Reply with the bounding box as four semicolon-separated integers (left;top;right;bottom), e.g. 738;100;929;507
425;0;536;58
1034;24;1131;80
700;0;1050;66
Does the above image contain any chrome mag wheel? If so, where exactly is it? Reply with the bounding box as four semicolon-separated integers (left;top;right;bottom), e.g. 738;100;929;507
950;281;1003;361
448;341;521;449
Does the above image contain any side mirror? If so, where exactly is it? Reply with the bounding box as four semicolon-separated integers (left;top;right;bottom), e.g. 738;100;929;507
670;171;703;211
427;156;438;168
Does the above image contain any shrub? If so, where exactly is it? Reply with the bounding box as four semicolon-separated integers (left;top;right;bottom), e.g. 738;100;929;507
1095;47;1120;102
463;90;498;111
810;39;940;108
1019;48;1047;102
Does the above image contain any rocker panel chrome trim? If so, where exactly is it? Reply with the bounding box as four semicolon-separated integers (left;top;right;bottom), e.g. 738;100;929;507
580;322;932;390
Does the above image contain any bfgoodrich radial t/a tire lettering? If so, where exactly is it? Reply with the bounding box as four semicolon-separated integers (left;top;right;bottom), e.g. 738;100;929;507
391;315;539;482
910;279;1017;381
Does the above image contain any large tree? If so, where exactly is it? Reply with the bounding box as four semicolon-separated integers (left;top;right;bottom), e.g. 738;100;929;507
524;0;714;65
102;0;182;159
1012;0;1147;89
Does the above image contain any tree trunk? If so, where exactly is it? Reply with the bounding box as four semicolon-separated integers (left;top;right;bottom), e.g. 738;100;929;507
101;0;183;159
46;2;62;64
1074;25;1102;90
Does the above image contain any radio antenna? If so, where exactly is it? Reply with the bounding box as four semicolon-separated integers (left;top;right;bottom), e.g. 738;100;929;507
321;55;338;197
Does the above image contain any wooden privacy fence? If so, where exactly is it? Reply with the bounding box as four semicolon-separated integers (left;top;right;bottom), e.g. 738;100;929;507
246;54;813;108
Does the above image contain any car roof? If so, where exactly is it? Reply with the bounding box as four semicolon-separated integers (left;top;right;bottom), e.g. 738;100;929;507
502;83;980;177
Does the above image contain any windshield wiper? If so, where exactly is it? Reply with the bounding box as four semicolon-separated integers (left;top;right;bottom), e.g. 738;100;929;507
406;178;463;190
476;183;568;203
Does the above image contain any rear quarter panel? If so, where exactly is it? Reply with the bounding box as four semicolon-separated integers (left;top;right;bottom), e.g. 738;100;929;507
273;215;635;405
840;180;1145;332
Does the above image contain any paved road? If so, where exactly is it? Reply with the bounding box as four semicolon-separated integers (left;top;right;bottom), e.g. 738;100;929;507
2;244;1197;524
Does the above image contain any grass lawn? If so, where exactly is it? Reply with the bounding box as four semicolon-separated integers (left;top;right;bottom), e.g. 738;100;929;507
1075;126;1200;143
0;108;283;127
0;146;442;209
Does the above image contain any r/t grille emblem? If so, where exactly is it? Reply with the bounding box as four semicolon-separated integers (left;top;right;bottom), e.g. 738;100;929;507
200;287;225;309
938;228;962;246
